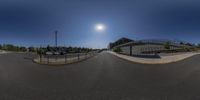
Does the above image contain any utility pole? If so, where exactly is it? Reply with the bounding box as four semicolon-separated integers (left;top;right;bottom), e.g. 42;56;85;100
55;30;58;61
55;30;58;48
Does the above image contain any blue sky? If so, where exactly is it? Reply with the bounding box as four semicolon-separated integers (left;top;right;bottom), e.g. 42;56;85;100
0;0;200;48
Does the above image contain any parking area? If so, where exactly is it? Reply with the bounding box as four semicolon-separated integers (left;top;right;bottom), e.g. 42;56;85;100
1;52;200;100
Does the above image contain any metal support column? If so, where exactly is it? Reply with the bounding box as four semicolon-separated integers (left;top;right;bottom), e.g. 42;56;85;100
130;45;132;56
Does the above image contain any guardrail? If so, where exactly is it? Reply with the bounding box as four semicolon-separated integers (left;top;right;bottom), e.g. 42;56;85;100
33;51;99;65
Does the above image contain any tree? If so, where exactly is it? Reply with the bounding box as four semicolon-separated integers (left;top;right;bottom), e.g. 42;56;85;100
198;44;200;48
19;47;27;52
2;44;6;50
28;47;36;52
180;42;184;45
0;44;27;52
186;43;193;46
164;41;171;49
47;45;51;51
5;44;15;51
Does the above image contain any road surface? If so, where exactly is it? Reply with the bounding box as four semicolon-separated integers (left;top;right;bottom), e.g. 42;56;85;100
0;52;200;100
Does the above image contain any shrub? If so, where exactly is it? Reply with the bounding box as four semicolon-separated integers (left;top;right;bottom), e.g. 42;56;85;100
113;48;122;53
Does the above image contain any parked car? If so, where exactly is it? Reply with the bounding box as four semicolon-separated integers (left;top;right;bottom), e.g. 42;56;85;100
53;52;60;55
60;51;66;55
45;52;53;55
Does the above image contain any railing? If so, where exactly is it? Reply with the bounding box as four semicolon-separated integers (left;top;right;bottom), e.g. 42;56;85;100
113;39;192;49
33;51;99;65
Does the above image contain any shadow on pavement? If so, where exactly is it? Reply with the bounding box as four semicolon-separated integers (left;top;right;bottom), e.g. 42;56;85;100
132;54;161;59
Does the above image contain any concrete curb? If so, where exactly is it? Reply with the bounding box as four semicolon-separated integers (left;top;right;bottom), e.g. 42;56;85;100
107;51;200;64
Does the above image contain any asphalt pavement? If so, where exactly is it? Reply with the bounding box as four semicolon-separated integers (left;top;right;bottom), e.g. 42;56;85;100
1;52;200;100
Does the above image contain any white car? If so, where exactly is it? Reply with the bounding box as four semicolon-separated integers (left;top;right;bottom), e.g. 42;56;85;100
53;52;60;55
46;52;53;55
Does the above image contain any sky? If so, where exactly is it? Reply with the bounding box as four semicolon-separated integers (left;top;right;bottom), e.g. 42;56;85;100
0;0;200;48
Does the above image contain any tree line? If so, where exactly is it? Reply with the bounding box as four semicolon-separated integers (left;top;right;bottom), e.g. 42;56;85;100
0;44;96;53
0;44;27;52
38;45;95;54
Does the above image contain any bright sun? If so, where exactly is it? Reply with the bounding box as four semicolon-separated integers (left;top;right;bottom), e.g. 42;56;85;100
95;24;106;32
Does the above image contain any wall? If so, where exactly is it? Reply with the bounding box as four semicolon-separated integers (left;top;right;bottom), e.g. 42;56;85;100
120;44;183;55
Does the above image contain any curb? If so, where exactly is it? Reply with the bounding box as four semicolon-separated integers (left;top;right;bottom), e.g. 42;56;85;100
107;51;200;64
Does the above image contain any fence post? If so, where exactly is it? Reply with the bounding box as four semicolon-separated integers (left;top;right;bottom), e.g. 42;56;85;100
48;55;49;64
40;54;42;63
65;55;67;64
78;54;80;60
55;55;57;62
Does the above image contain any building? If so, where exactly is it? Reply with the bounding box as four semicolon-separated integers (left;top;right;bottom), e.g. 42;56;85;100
108;37;133;49
109;38;195;56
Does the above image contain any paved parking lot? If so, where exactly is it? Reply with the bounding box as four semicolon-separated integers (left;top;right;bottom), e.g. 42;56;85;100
1;52;200;100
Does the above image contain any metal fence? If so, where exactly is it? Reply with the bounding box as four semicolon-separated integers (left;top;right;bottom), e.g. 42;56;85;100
34;51;98;64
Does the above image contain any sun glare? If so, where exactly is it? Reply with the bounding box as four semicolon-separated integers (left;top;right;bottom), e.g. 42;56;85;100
95;24;106;32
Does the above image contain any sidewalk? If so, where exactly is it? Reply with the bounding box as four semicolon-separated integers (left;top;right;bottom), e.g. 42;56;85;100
0;50;9;54
108;51;200;64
